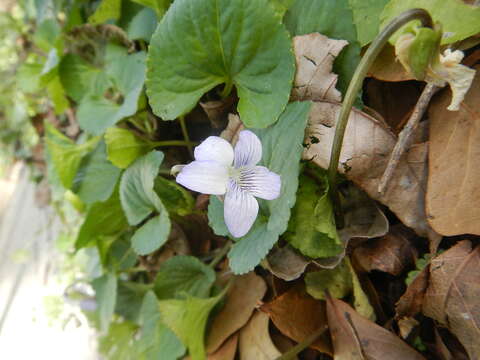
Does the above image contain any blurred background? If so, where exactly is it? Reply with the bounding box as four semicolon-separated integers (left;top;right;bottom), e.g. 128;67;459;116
0;1;98;357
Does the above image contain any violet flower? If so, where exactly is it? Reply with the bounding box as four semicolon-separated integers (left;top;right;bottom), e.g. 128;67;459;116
174;130;281;237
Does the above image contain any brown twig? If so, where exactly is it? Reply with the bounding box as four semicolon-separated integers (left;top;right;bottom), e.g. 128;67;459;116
378;83;440;195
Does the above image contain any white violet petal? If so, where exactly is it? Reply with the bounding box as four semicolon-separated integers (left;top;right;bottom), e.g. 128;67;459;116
236;166;281;200
194;136;234;166
234;130;262;168
176;160;229;195
224;180;259;238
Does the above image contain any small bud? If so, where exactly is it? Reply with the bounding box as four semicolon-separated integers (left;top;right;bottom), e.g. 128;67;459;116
395;25;476;111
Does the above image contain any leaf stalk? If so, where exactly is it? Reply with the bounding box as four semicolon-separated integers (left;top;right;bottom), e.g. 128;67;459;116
327;8;433;224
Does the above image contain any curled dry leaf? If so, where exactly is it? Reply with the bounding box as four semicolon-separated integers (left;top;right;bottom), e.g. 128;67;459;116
238;311;281;360
292;33;348;102
326;295;425;360
426;67;480;236
261;287;332;355
220;113;244;145
264;245;310;281
422;240;480;359
395;265;429;319
352;228;418;276
207;272;267;353
200;95;236;129
368;44;414;82
304;101;430;236
208;334;238;360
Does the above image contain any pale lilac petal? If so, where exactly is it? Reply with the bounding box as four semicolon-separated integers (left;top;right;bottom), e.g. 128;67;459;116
234;130;262;167
224;181;259;238
176;160;229;195
238;166;281;200
194;136;234;166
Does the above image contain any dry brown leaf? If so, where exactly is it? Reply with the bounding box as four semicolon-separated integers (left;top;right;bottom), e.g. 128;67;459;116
264;245;310;281
303;101;431;236
396;265;429;319
261;287;332;354
207;272;267;353
238;311;281;360
422;240;480;359
368;44;414;82
208;334;238;360
220;113;244;144
352;229;418;276
292;33;347;102
200;96;235;128
326;295;425;360
426;66;480;236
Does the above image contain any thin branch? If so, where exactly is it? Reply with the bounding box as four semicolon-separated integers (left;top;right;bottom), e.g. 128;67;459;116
378;83;440;195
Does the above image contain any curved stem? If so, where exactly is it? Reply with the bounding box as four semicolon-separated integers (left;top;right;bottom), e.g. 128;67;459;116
209;241;232;268
327;8;433;222
220;81;233;99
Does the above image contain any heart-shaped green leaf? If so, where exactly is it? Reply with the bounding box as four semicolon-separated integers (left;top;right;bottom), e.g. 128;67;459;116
146;0;294;128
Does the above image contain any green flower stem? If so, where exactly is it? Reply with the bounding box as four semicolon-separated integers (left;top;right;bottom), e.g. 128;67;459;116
327;8;433;224
179;116;194;157
209;241;232;268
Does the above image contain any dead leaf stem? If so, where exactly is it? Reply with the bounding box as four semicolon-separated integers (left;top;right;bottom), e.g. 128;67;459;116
327;9;433;221
378;83;440;195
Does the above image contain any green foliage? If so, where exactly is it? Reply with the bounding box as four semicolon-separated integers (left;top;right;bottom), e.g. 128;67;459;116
407;27;442;80
89;0;122;24
127;8;158;41
382;0;480;45
99;321;138;360
105;127;153;169
136;291;186;360
76;189;128;250
120;150;166;225
208;102;311;274
59;54;102;103
120;151;171;254
44;122;100;189
154;176;195;216
92;272;118;332
348;0;389;46
146;0;295;128
159;291;225;360
285;0;361;95
154;256;216;299
77;49;147;135
305;259;375;320
131;0;172;18
305;260;351;299
285;171;342;259
131;212;170;255
73;141;121;204
207;196;229;237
